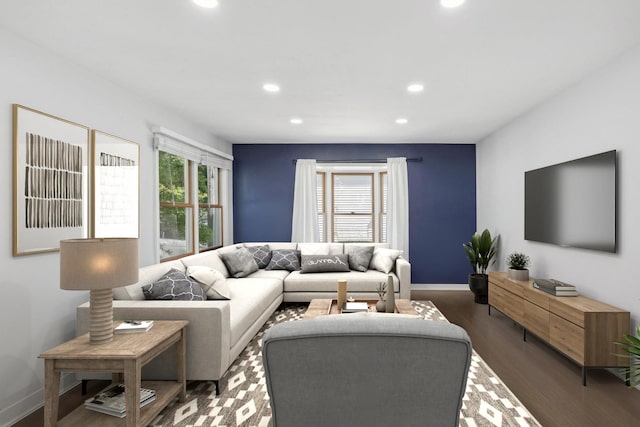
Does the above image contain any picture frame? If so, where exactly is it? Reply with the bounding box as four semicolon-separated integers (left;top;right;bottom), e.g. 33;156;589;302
13;104;90;256
91;130;140;238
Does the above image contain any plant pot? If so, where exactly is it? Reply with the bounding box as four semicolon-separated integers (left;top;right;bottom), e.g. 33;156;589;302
468;273;489;304
508;268;529;281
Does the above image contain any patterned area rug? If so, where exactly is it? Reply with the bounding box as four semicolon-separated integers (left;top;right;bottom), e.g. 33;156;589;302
152;301;541;427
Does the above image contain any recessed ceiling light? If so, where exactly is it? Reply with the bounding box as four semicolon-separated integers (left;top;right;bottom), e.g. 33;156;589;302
263;83;281;93
290;118;303;125
193;0;219;8
407;83;424;93
440;0;465;8
395;118;408;125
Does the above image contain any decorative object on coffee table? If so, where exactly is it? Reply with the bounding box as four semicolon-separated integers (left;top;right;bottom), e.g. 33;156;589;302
60;238;139;344
463;229;499;304
337;279;347;309
506;251;530;281
385;275;395;313
376;282;387;312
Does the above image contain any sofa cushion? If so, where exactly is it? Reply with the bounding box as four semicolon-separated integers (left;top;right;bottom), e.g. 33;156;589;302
142;268;205;300
301;255;350;273
346;245;375;272
245;244;272;269
369;248;403;274
285;270;398;293
180;251;230;278
247;269;291;281
113;260;185;300
228;278;283;346
186;265;230;300
297;243;343;255
220;248;260;278
266;249;301;271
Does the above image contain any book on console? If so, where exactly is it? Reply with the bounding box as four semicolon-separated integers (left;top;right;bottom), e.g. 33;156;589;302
84;383;156;418
534;285;578;297
533;279;576;292
115;320;154;333
341;302;369;313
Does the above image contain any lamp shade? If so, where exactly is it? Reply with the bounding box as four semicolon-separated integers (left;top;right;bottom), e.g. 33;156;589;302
60;238;139;291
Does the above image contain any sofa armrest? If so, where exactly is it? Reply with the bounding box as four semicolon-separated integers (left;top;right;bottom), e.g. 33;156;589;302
395;257;411;299
77;300;231;381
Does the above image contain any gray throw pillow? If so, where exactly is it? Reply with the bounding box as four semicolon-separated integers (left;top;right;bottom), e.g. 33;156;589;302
301;255;351;273
219;247;259;278
245;244;272;269
347;245;374;272
142;268;205;301
265;249;301;271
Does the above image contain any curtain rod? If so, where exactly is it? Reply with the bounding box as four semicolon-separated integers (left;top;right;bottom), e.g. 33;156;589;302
292;157;422;164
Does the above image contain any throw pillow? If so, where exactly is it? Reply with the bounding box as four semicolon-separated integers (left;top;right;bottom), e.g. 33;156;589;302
142;268;205;301
187;265;230;300
265;249;301;271
300;254;351;273
346;245;374;272
369;248;403;274
245;244;272;269
219;247;259;278
298;243;330;255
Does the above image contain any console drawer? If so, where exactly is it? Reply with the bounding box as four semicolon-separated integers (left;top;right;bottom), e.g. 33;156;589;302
550;313;584;364
524;300;549;341
489;282;523;323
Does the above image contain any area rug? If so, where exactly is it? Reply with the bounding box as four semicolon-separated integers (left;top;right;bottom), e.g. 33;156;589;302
152;301;541;427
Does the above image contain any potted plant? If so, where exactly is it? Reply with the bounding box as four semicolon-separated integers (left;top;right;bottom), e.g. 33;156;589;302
615;326;640;386
506;252;530;281
463;229;499;304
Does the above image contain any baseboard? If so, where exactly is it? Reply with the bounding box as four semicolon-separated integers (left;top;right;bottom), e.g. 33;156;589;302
0;373;78;427
411;283;469;291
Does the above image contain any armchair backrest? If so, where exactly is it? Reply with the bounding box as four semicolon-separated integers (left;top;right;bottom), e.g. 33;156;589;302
262;313;472;427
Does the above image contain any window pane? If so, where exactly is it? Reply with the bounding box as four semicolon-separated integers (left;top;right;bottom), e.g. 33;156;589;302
318;213;325;243
159;206;192;258
199;207;222;249
334;215;373;242
159;152;188;204
381;213;387;243
198;164;219;205
333;174;372;214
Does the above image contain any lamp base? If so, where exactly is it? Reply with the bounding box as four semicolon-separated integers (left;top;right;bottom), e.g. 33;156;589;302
89;289;113;345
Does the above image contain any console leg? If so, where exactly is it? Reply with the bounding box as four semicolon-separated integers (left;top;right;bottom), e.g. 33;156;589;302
626;370;631;386
523;329;527;342
488;305;491;316
81;380;88;395
582;367;587;386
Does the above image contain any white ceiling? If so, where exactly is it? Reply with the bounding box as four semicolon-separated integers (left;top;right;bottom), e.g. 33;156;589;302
2;0;640;144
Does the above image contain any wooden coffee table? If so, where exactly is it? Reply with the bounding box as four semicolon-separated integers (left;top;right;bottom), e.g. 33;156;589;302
305;299;416;319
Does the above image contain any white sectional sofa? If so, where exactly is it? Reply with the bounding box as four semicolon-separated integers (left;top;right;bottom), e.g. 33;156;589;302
76;242;411;394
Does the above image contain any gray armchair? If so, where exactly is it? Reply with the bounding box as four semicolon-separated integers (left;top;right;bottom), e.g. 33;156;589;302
262;313;472;427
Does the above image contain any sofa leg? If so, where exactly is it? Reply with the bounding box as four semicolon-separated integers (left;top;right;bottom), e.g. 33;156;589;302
213;380;220;396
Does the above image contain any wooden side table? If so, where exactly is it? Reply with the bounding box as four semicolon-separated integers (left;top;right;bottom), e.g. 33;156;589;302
39;320;188;426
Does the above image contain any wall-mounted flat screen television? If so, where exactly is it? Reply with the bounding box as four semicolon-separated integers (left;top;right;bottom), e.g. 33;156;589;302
524;150;617;253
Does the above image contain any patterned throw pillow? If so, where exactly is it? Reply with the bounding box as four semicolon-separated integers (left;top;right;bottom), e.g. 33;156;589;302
245;244;272;269
300;255;350;273
187;265;230;300
142;268;205;300
346;245;374;272
219;247;259;278
265;249;301;271
369;248;403;274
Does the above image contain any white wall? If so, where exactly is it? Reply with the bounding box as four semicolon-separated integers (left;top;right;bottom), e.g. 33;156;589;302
477;44;640;331
0;29;232;426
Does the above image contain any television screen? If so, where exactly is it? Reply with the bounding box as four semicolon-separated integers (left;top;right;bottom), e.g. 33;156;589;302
524;150;616;253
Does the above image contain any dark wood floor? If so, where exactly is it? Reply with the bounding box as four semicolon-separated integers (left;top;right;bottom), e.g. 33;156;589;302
413;290;640;427
14;291;640;426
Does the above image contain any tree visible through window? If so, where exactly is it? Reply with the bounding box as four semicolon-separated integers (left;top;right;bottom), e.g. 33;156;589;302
198;164;223;251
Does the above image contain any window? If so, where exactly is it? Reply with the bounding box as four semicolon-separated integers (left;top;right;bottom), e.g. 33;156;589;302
316;166;387;243
159;151;193;260
158;152;224;261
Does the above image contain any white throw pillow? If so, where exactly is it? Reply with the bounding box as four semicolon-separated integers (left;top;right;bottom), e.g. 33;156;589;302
187;266;230;300
369;248;403;274
298;243;331;255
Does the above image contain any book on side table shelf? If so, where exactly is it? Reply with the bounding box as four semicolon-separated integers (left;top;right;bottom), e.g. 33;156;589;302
85;383;156;418
114;320;154;333
341;302;369;313
533;279;578;297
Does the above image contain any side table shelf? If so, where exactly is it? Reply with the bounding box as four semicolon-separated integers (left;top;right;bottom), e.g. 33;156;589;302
39;320;189;427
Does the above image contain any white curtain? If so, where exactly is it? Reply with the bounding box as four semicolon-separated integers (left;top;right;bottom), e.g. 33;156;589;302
387;157;409;259
291;159;319;242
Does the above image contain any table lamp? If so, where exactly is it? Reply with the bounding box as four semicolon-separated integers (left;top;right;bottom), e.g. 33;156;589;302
60;238;139;345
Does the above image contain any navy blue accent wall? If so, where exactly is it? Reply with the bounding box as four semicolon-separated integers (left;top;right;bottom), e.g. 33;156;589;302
233;144;476;284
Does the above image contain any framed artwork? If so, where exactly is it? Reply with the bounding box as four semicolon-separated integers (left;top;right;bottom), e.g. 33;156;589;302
91;130;140;238
13;104;90;256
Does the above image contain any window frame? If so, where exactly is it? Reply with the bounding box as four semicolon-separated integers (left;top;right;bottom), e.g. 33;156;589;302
197;164;224;253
